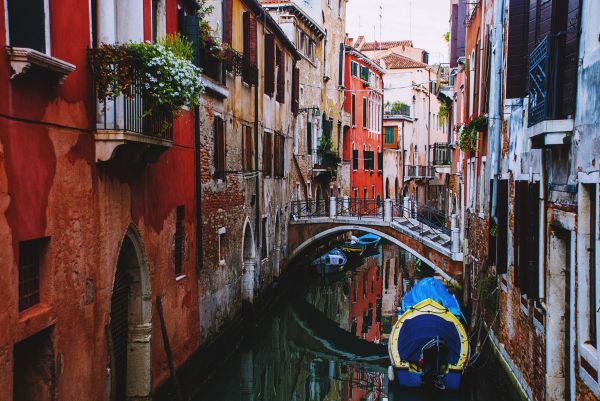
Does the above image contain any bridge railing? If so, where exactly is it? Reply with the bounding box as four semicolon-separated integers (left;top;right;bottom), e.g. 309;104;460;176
390;199;451;236
291;199;329;218
336;198;384;219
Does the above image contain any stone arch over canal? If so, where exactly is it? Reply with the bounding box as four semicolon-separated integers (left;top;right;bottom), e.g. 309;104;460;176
287;223;462;285
109;224;152;401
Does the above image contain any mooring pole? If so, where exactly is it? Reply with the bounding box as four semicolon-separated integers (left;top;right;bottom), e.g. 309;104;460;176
156;296;184;401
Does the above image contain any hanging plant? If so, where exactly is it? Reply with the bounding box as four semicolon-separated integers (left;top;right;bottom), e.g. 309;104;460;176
438;102;449;126
478;275;499;322
91;37;204;117
457;124;477;152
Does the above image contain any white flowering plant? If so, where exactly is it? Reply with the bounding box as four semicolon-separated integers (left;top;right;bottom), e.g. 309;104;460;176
92;35;204;119
129;41;204;116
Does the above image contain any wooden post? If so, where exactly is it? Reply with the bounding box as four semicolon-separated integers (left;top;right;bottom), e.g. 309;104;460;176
156;296;184;401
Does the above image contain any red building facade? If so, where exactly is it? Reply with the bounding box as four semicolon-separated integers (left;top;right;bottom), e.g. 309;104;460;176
343;46;384;204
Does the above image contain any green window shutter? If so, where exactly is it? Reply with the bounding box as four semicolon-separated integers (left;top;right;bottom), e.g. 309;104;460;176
385;127;395;144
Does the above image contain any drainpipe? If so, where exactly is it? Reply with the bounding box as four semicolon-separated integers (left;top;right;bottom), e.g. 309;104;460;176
539;150;547;303
254;15;262;265
194;106;203;271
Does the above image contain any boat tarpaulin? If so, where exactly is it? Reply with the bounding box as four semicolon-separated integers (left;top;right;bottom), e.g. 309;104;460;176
401;277;461;318
396;314;462;365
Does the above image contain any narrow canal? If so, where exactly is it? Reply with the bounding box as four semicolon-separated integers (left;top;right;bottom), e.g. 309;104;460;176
192;242;521;401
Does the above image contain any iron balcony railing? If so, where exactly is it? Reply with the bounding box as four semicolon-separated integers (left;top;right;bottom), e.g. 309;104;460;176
94;76;174;141
384;103;411;118
432;143;451;166
528;35;560;127
404;165;435;179
200;47;225;84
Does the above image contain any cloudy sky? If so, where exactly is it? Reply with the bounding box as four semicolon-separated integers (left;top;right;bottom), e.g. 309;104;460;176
346;0;450;64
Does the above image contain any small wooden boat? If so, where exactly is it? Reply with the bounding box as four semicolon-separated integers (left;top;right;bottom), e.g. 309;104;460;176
388;277;469;390
340;234;381;256
311;248;347;275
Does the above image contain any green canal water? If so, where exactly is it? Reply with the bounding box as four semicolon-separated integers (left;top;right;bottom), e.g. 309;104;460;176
191;242;521;401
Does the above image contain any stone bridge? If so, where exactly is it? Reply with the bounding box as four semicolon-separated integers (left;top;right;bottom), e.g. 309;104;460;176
287;198;464;285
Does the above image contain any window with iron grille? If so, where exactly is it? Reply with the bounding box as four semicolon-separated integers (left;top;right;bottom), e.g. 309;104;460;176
174;206;185;275
7;0;46;53
19;238;47;311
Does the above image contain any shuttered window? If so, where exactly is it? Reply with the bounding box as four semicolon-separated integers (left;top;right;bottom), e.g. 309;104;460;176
362;98;367;128
292;67;300;114
214;116;226;179
224;0;233;45
360;65;369;82
338;42;345;86
506;0;529;98
7;0;46;52
514;181;540;297
351;61;358;77
243;125;254;171
352;149;358;170
351;95;356;126
496;180;509;274
363;150;374;170
307;122;313;154
276;48;285;103
377;152;383;171
242;11;257;85
385;127;395;144
264;34;275;96
560;0;581;117
274;133;285;178
263;131;272;177
174;206;185;275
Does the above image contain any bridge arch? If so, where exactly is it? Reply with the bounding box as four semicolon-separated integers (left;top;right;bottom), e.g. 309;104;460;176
289;224;457;285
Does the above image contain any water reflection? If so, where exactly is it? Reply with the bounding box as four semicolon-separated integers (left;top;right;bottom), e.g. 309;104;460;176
192;242;519;401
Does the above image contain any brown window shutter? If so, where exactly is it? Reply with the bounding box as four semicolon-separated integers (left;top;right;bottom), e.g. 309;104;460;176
279;134;285;177
273;134;280;177
244;126;253;171
276;49;285;103
506;0;530;98
263;131;272;176
249;13;257;66
243;12;250;58
265;34;275;96
292;66;300;114
224;0;233;45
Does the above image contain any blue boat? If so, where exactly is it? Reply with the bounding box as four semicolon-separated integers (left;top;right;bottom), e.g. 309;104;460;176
340;233;381;256
388;277;469;390
311;248;347;275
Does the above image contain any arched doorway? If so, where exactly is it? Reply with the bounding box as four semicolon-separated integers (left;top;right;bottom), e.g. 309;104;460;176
109;227;152;401
274;212;281;277
242;220;256;303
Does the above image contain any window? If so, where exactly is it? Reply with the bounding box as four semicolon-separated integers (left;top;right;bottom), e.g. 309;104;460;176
363;149;374;170
276;47;285;103
505;0;531;98
19;238;46;311
360;65;369;82
242;12;257;85
263;131;273;177
377;150;383;171
385;127;395;144
274;133;285;178
264;34;275;96
307;122;313;155
495;180;509;274
218;228;226;264
514;181;540;296
174;206;185;275
7;0;47;53
351;61;358;77
362;98;367;128
338;0;342;17
261;217;268;259
214;116;226;180
351;94;356;126
579;183;598;348
243;125;254;171
352;144;358;170
338;42;344;87
292;67;300;114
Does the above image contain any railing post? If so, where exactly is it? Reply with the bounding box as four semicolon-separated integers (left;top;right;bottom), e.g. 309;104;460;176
451;213;460;253
343;196;349;217
329;196;336;219
384;198;392;222
403;197;411;219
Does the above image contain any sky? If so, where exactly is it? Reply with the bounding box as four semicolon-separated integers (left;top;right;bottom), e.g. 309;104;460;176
346;0;450;64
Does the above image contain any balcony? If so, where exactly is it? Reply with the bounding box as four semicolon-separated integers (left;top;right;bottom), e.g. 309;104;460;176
92;67;173;164
432;143;451;169
404;165;435;180
384;102;411;119
527;35;574;147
